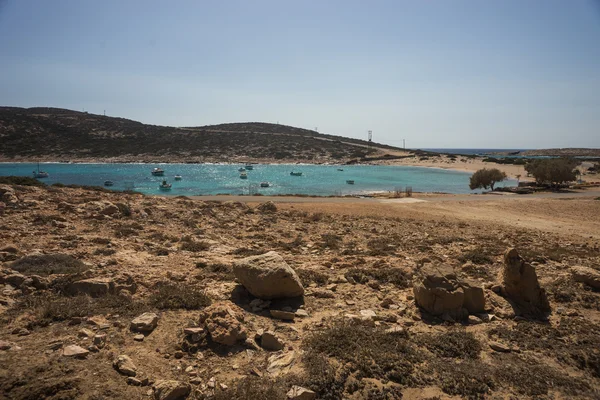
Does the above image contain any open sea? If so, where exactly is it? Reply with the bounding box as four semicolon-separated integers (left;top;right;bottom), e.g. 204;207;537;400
0;163;515;196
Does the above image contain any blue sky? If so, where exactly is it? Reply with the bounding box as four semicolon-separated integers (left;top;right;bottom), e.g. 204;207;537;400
1;0;599;149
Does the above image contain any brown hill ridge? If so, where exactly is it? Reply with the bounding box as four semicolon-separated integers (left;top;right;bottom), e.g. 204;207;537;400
0;107;402;163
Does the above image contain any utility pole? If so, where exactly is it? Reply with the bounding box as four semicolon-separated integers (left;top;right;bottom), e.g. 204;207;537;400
103;110;106;116
403;139;405;149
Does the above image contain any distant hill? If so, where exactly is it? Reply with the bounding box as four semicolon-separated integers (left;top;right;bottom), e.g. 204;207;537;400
520;148;600;157
0;107;404;163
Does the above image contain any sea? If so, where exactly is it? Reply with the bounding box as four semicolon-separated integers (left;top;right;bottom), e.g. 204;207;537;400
0;163;516;196
422;148;529;156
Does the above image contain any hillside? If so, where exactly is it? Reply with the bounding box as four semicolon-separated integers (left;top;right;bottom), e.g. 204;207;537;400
520;148;600;157
0;107;404;163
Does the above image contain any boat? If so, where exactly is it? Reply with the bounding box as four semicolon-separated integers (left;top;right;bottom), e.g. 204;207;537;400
238;168;246;172
159;180;172;191
290;171;302;176
174;175;182;181
32;163;49;178
260;182;270;188
104;180;114;187
245;165;254;170
240;172;248;179
337;168;344;171
346;180;355;185
151;168;165;176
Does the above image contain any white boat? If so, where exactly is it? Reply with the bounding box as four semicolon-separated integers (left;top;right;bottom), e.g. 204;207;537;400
104;180;114;187
151;168;165;176
33;163;49;178
290;171;302;176
159;180;172;191
260;182;270;188
174;175;182;181
346;180;355;185
240;172;248;179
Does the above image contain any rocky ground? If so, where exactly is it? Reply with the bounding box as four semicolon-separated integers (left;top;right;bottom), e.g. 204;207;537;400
0;182;599;399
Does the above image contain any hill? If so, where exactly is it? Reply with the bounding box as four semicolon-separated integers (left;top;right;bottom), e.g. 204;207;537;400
0;107;404;163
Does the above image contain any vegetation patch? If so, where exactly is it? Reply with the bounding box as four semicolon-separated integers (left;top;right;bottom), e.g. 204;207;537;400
149;282;211;310
344;267;411;288
417;330;482;359
180;239;211;252
458;247;494;265
11;254;87;276
0;176;46;186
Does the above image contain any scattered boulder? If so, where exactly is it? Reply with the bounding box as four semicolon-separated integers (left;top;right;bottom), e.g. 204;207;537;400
267;351;296;376
270;309;296;321
460;279;486;314
198;302;247;346
287;386;316;400
261;331;285;351
413;264;468;320
500;248;550;316
130;312;159;333
62;345;89;358
114;354;137;376
233;251;304;299
257;201;277;213
571;266;600;290
152;380;191;400
68;278;114;297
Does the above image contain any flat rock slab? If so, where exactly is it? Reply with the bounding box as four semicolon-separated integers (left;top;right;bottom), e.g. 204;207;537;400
130;312;159;333
152;380;191;400
62;345;89;358
287;385;317;400
270;309;296;321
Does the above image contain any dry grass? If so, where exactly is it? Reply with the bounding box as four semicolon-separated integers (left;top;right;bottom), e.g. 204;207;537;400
149;282;211;310
10;254;87;276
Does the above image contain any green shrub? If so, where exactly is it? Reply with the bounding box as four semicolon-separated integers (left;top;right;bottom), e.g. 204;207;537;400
418;330;482;359
11;254;87;276
150;283;211;310
0;176;45;186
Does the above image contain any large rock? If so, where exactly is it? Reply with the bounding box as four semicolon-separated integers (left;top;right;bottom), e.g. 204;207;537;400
501;248;550;315
287;386;317;400
233;251;304;299
68;278;114;297
0;185;18;206
113;354;137;376
571;266;600;290
261;331;285;351
267;351;296;376
62;345;89;358
413;264;467;319
153;380;191;400
198;302;247;346
130;312;159;333
460;279;486;314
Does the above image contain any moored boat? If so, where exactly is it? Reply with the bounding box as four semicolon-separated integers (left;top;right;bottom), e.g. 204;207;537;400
151;168;165;176
104;180;114;187
174;175;182;181
245;165;254;170
240;172;248;179
238;167;246;172
346;180;355;185
260;182;270;187
159;180;172;191
290;171;302;176
33;163;49;178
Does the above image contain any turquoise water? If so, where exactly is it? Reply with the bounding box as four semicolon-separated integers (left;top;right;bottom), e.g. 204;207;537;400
0;163;514;196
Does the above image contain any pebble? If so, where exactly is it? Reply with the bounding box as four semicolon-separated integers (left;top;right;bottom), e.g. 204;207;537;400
133;334;145;342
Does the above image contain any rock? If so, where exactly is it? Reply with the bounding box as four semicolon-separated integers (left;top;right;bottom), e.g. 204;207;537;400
257;201;277;213
385;326;406;335
130;313;159;333
0;245;19;254
48;340;64;350
360;309;377;319
114;354;137;376
127;377;143;386
29;275;48;290
261;331;285;351
468;315;481;325
489;342;511;353
68;278;114;297
270;309;296;321
413;264;468;320
100;203;120;216
93;334;106;348
5;273;27;288
571;266;600;290
134;334;145;342
295;309;309;318
152;380;191;400
78;328;95;338
460;280;486;314
501;248;550;316
0;185;18;205
198;302;247;346
0;340;11;350
183;327;205;335
287;385;317;400
62;345;89;358
233;251;304;299
267;351;296;376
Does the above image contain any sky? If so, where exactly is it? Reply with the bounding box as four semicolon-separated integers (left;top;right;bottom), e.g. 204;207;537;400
0;0;599;149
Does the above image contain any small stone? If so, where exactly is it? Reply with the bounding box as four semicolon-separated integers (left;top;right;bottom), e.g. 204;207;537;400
88;345;99;353
62;345;89;358
130;312;159;333
287;385;317;400
152;380;191;400
134;334;145;342
114;354;138;376
261;331;285;351
0;340;11;350
468;315;481;325
190;377;202;385
48;340;63;350
384;326;405;335
78;328;95;338
345;299;356;306
295;309;309;318
184;366;194;373
270;309;296;321
250;367;263;377
489;342;511;353
359;309;377;319
93;333;107;348
183;327;204;335
127;377;143;386
174;351;184;359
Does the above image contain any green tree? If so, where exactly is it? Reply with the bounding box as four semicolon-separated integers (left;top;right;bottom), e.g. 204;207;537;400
469;168;507;191
524;158;579;188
